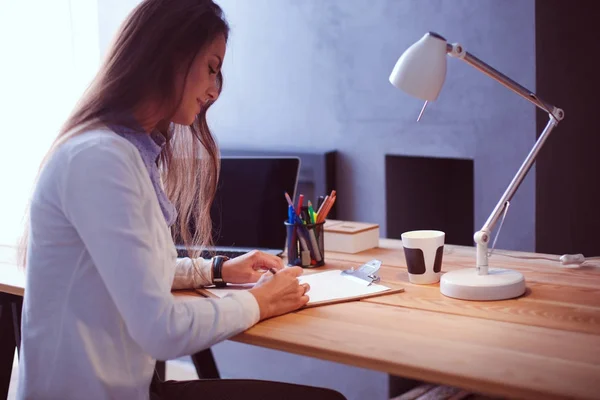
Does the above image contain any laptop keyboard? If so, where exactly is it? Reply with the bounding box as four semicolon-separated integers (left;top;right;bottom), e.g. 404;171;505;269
176;246;248;259
201;249;249;259
176;245;282;260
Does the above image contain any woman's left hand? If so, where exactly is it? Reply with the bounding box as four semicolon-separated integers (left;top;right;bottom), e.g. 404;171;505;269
220;250;285;284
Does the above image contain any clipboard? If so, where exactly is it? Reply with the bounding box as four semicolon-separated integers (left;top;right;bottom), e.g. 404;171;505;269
195;259;405;309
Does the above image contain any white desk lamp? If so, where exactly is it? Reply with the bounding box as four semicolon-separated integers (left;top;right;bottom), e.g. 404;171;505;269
389;32;564;301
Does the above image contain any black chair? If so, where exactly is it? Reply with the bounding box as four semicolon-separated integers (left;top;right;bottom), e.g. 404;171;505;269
155;349;220;382
0;292;23;399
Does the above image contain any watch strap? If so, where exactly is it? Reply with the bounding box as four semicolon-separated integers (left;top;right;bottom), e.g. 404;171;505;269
212;255;229;287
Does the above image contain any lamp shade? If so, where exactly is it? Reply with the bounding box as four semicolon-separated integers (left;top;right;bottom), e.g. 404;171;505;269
389;32;448;101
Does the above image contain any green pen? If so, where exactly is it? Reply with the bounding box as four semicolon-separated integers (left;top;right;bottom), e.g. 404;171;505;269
308;201;316;224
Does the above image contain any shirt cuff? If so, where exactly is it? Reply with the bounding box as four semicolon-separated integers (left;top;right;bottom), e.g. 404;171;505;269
172;257;213;290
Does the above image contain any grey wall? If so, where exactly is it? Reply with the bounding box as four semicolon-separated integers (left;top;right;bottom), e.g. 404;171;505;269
98;1;537;251
210;0;536;252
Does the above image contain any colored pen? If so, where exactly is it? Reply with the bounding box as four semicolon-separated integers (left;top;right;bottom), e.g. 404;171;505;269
301;206;310;225
308;201;316;224
293;214;320;261
288;204;296;224
324;195;337;221
316;195;328;216
316;195;325;211
317;192;336;223
293;214;310;252
287;204;298;262
296;194;304;216
284;192;294;207
306;226;322;262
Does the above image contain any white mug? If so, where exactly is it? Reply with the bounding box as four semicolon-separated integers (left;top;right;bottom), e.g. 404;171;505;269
401;230;445;284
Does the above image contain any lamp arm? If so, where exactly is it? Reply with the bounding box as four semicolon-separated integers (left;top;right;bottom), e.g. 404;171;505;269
445;43;564;275
473;116;559;274
446;43;564;121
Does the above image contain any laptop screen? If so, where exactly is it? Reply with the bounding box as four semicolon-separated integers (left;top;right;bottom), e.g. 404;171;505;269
208;156;300;250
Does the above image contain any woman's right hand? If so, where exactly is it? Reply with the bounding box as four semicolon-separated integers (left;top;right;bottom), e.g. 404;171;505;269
249;266;310;320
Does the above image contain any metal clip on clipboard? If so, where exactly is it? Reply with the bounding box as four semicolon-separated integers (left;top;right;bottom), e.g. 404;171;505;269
341;259;382;285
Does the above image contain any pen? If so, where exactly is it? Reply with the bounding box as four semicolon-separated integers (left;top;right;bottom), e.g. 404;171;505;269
287;204;299;263
306;226;323;262
316;195;325;211
293;214;310;252
317;191;337;223
296;194;304;216
316;195;328;217
296;225;314;261
316;197;330;223
268;267;277;275
294;214;320;262
284;192;294;207
308;201;316;224
301;206;310;225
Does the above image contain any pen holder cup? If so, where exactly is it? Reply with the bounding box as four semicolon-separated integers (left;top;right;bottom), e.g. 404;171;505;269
284;221;325;268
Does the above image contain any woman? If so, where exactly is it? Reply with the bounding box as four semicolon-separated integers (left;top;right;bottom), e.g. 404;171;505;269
17;0;345;399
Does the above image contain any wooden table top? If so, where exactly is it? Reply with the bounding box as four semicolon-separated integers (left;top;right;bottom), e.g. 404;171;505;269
3;240;600;399
0;245;25;296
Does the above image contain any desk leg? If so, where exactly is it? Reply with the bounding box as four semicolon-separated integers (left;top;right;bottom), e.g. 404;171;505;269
155;361;166;381
388;374;422;399
191;348;220;379
0;293;19;399
11;297;23;357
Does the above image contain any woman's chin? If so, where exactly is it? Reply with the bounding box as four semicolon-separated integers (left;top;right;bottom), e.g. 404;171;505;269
171;114;197;126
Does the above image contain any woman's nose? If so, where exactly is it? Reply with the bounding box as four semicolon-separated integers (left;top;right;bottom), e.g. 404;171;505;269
206;86;219;102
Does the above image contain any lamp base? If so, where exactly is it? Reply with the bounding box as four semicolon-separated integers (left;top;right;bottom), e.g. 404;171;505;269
440;268;526;301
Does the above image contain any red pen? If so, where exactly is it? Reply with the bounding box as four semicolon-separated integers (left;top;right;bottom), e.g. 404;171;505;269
296;194;304;216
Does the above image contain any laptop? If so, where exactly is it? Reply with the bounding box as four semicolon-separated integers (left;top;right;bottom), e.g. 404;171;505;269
176;156;301;259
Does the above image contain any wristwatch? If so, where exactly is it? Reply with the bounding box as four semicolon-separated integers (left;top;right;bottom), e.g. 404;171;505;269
211;255;229;288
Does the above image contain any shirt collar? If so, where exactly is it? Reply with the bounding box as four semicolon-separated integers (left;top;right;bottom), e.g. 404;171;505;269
108;117;166;165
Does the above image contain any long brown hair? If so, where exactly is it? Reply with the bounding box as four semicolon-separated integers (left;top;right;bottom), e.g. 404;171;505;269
19;0;228;265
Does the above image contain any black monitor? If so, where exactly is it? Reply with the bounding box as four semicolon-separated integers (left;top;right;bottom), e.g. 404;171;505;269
208;156;300;250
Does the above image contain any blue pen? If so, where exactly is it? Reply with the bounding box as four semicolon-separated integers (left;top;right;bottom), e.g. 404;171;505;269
293;214;318;260
286;205;301;264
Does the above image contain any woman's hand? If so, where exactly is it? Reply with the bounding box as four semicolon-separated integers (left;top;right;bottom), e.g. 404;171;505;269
249;266;310;320
220;250;284;284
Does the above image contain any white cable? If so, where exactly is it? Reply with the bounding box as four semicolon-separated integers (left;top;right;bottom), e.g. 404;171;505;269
559;254;586;265
493;252;600;267
456;247;600;267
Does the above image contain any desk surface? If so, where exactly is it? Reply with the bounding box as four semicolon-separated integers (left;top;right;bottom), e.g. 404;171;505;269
0;245;25;296
2;240;600;399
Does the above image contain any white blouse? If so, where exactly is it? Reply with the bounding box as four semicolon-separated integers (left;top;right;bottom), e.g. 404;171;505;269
18;129;259;400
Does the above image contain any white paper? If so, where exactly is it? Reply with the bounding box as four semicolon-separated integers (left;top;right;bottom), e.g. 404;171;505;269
298;270;390;304
203;270;391;305
202;283;254;299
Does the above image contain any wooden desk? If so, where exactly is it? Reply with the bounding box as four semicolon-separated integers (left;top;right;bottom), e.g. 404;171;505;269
2;241;600;399
0;246;24;296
